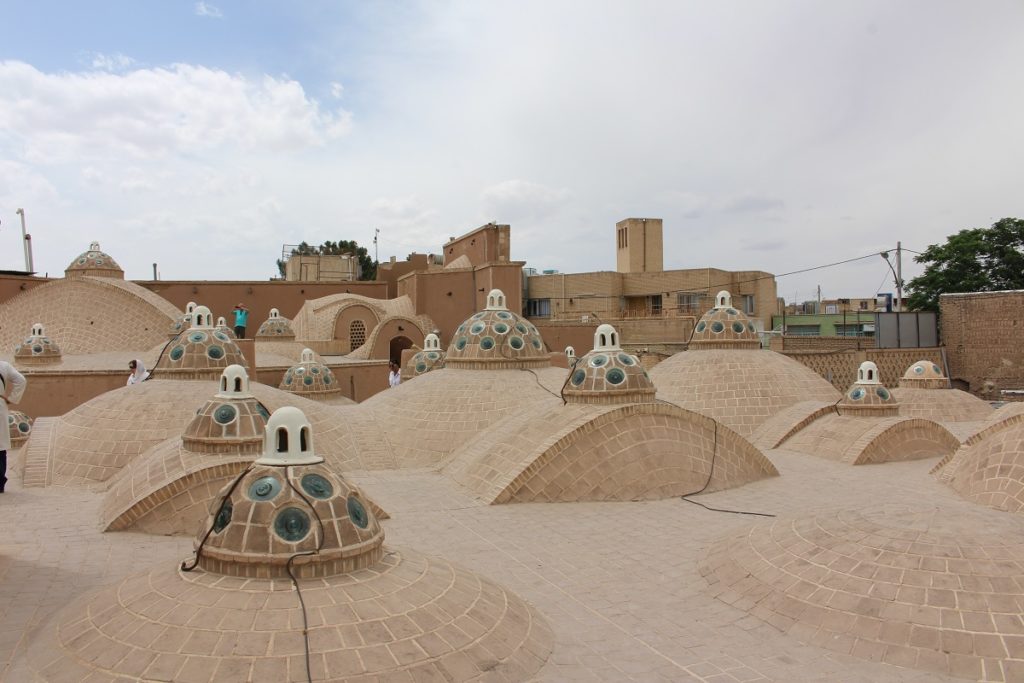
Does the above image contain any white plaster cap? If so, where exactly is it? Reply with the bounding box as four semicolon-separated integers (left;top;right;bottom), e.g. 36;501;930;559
424;333;441;351
31;322;45;336
485;289;508;311
89;241;101;251
593;324;621;351
216;316;228;327
856;361;882;385
715;290;733;309
216;364;254;399
256;406;324;466
269;307;281;319
300;348;316;364
186;302;197;313
565;346;576;358
190;305;214;329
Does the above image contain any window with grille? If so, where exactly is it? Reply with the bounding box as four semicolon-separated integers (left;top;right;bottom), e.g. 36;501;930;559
349;320;367;351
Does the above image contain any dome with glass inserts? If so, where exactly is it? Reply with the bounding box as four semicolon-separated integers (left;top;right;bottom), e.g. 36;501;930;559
64;241;124;279
689;291;760;350
564;324;655;405
446;289;549;368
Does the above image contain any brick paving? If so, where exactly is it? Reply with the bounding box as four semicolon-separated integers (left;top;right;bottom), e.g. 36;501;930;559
2;435;1016;680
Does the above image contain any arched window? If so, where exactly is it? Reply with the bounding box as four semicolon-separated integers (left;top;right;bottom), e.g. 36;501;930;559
300;427;309;452
221;376;227;392
277;427;288;453
234;377;242;392
350;320;367;352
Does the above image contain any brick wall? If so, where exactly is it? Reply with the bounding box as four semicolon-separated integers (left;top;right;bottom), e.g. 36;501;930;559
779;336;877;352
782;347;944;390
940;290;1024;397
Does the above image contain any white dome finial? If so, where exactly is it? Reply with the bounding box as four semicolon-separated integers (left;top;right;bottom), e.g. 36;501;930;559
31;322;45;336
269;307;281;319
190;305;213;329
89;241;101;251
565;346;576;359
424;333;441;351
856;361;881;385
485;289;507;311
593;324;621;351
715;291;732;308
186;301;197;314
217;364;254;398
300;348;316;363
256;407;324;466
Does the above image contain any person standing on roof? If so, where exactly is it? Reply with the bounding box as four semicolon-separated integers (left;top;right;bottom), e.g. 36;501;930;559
0;360;27;493
233;303;249;339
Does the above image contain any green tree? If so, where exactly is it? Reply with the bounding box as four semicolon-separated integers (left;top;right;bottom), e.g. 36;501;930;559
906;218;1024;312
276;239;377;280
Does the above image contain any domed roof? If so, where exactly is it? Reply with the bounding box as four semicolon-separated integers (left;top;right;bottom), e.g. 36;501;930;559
446;289;549;368
7;410;32;446
64;241;124;279
702;504;1024;678
689;291;760;350
279;349;342;398
20;406;553;682
650;349;842;438
167;301;197;337
945;420;1024;513
899;359;951;389
403;333;446;378
156;305;249;379
13;323;61;364
193;406;384;577
837;361;898;416
564;324;655;405
181;365;268;454
256;307;295;339
214;315;237;339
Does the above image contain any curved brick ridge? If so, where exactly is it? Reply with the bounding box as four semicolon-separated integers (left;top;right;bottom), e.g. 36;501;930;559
43;380;352;488
749;400;836;451
0;276;178;355
699;505;1024;681
932;403;1024;479
102;434;390;537
650;349;841;438
893;387;993;425
21;548;552;683
943;422;1024;513
780;415;959;465
446;400;777;504
357;366;566;469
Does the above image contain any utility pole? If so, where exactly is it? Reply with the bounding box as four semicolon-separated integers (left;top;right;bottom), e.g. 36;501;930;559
816;284;821;314
16;208;33;273
373;228;380;265
895;241;903;312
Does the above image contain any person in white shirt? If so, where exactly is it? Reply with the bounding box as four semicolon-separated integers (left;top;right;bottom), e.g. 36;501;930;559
127;359;149;385
388;361;402;388
0;360;28;493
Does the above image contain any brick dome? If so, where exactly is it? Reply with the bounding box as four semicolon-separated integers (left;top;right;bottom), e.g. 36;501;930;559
7;410;33;447
403;332;447;378
689;290;760;350
564;324;655;405
446;289;549;368
838;361;899;417
279;348;342;399
255;307;295;339
899;359;951;389
157;305;249;379
181;365;268;454
13;323;61;365
64;241;124;279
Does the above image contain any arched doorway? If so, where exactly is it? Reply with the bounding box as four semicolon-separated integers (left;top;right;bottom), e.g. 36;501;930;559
389;336;414;364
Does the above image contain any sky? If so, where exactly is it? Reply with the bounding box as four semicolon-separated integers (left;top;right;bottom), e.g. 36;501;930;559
1;1;1022;304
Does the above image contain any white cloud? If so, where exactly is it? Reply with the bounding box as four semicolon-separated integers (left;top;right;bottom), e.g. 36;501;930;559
195;2;222;18
481;180;570;223
330;82;345;99
88;52;137;72
0;61;353;163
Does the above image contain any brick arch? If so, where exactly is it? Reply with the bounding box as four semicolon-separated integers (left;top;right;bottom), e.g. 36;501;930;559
332;303;381;352
446;402;778;504
366;316;428;361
